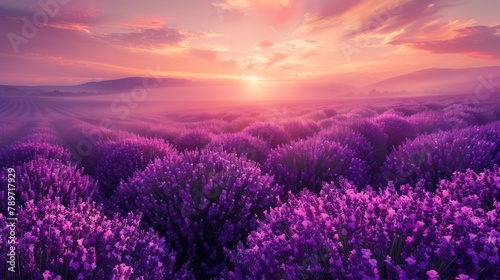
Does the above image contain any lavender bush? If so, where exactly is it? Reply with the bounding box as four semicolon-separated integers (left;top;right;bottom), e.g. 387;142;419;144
346;119;388;164
437;165;500;211
317;126;376;169
263;138;369;194
205;133;269;163
243;122;291;148
0;141;75;166
95;138;177;198
0;158;97;213
280;118;321;140
372;114;418;149
173;129;214;151
229;179;500;279
113;150;282;277
229;116;258;132
383;123;500;191
0;199;193;279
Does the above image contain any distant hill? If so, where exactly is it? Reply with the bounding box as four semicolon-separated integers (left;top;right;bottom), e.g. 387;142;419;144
1;66;499;97
76;77;198;92
0;77;199;95
364;66;500;94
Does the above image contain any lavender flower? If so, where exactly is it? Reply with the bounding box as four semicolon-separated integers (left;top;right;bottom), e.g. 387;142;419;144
0;158;97;213
173;129;214;151
229;179;500;279
346;119;388;164
372;114;418;149
205;133;269;163
383;123;500;190
0;199;192;279
230;116;258;132
95;138;177;198
243;122;291;148
437;165;500;211
263;138;369;194
280;118;321;140
113;150;283;277
0;141;75;166
317;126;376;169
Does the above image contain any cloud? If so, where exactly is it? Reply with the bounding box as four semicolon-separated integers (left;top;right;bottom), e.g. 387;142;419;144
294;1;365;34
96;28;220;50
238;39;321;71
252;40;275;49
212;0;301;25
188;49;238;68
295;0;461;36
342;0;460;39
391;25;500;59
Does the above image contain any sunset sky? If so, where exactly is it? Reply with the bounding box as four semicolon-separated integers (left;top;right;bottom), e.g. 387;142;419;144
0;0;499;86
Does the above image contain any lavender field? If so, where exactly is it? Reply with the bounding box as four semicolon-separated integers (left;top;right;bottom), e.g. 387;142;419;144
0;92;499;280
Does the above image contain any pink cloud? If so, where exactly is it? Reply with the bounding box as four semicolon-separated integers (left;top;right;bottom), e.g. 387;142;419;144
96;28;219;50
294;1;365;34
238;39;321;72
391;25;500;60
252;40;275;49
97;28;189;49
342;0;459;39
212;0;302;26
188;49;238;69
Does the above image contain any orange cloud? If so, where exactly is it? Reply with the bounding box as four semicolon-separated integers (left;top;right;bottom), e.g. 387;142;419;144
392;25;500;60
212;0;302;25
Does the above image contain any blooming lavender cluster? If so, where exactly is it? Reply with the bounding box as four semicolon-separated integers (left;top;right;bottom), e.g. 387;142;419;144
3;96;500;279
372;114;418;149
345;119;388;164
243;122;292;148
206;133;269;163
0;141;75;166
0;199;193;279
383;122;500;190
280;118;321;140
229;176;500;279
317;126;376;169
95;137;177;198
113;150;282;277
264;138;369;194
173;129;215;151
16;123;63;145
0;158;97;212
437;165;500;211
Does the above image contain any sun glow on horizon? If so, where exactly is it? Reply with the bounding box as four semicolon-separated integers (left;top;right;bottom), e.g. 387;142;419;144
249;76;259;83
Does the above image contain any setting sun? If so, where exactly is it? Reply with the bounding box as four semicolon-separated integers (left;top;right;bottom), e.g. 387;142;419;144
250;76;259;83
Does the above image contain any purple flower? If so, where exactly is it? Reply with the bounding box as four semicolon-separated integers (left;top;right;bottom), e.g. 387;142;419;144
383;122;500;191
437;165;500;211
0;158;98;212
0;141;75;166
172;129;214;151
229;178;500;279
205;133;269;163
0;199;192;279
371;114;418;149
317;126;376;170
95;137;177;198
280;118;321;140
113;150;283;277
243;122;292;148
263;138;369;194
230;116;258;132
